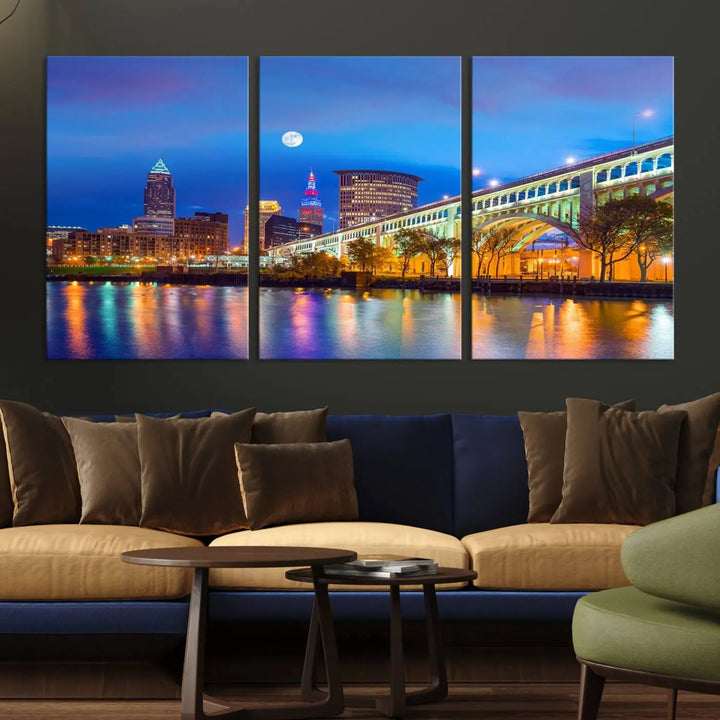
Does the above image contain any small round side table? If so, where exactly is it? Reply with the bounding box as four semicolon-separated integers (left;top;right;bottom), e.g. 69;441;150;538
286;565;477;718
123;545;356;720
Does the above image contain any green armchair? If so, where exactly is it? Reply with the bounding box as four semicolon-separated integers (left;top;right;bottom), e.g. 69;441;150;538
572;503;720;720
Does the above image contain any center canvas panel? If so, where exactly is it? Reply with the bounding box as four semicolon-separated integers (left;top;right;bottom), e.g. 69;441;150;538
46;56;249;360
258;56;461;360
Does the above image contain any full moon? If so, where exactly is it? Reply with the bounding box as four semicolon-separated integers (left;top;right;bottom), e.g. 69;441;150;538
282;131;304;148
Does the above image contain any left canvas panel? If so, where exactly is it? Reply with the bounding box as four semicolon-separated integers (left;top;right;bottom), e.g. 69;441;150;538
46;56;249;359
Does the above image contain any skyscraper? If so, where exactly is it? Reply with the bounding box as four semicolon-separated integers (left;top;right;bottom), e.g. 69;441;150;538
133;158;176;236
298;170;324;234
244;201;282;251
144;158;175;217
333;169;422;229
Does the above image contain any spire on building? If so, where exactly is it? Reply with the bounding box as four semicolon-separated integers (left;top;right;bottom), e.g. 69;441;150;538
298;169;324;234
150;158;171;175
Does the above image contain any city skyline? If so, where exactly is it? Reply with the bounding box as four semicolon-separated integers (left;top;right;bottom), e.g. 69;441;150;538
47;55;673;251
47;56;248;245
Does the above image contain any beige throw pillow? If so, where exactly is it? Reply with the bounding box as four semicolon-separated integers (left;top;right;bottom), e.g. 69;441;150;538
62;417;141;525
518;399;635;522
0;400;81;526
551;398;686;525
658;393;720;513
212;407;328;444
235;440;358;530
0;431;12;528
138;409;256;535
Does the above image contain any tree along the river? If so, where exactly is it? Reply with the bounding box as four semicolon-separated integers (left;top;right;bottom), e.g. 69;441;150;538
577;195;673;282
416;230;447;278
392;229;423;277
623;197;674;282
472;225;516;278
345;237;376;273
441;238;461;277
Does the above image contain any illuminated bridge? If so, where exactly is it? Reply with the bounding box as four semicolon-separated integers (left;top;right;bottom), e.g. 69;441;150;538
268;137;674;274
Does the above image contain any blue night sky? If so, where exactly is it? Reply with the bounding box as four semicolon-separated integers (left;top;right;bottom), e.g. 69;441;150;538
472;56;674;188
47;56;248;246
260;56;461;232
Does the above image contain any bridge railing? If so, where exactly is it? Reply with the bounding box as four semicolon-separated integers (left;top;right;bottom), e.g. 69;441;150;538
472;136;674;198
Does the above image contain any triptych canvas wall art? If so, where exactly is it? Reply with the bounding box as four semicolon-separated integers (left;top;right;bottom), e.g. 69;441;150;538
46;56;674;361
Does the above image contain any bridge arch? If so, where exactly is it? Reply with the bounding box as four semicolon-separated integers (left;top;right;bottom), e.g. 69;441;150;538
472;212;579;252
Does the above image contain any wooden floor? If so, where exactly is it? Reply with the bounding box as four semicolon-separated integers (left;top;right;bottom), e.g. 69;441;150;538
1;683;720;719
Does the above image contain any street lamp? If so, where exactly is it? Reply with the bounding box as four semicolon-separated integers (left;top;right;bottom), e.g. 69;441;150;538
489;179;500;188
632;109;654;154
662;254;671;283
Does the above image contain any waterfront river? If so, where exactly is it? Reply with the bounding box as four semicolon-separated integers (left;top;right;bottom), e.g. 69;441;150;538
46;282;673;360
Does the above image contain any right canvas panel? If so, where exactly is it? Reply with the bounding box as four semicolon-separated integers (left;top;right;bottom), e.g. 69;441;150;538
472;57;674;360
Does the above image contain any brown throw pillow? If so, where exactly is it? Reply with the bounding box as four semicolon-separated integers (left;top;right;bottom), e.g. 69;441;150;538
234;439;358;530
212;408;328;444
62;417;141;525
551;398;686;525
138;409;256;535
0;400;81;526
0;431;12;528
658;393;720;514
518;399;635;522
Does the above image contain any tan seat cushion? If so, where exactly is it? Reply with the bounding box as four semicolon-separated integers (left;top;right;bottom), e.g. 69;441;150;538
462;523;639;590
0;525;203;600
209;522;469;591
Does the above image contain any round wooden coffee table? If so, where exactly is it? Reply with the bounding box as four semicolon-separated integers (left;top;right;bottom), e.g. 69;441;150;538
286;566;477;718
122;546;356;720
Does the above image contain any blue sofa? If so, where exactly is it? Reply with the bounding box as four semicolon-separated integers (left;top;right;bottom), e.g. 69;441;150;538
0;411;644;636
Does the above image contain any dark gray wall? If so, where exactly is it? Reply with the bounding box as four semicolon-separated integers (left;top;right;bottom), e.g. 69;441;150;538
0;0;716;415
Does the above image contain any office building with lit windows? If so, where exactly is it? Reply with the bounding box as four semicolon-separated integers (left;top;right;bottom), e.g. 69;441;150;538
333;169;422;229
174;212;229;257
54;212;228;262
244;200;282;250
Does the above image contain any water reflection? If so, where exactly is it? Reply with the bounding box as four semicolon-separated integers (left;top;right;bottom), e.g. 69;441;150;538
47;282;249;359
260;287;461;359
46;282;673;360
473;295;673;359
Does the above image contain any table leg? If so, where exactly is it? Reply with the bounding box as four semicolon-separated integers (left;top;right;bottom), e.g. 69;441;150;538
310;569;344;715
300;598;322;702
374;584;407;718
390;584;408;716
406;583;448;705
345;583;449;718
181;567;208;720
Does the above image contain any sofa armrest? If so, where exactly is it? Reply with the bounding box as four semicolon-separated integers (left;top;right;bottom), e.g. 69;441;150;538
621;503;720;610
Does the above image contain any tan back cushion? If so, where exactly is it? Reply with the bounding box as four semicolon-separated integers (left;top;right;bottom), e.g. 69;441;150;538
0;401;81;526
138;409;256;536
235;439;358;530
62;417;141;526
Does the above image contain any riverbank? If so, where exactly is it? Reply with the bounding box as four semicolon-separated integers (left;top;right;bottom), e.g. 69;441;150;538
46;272;672;299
